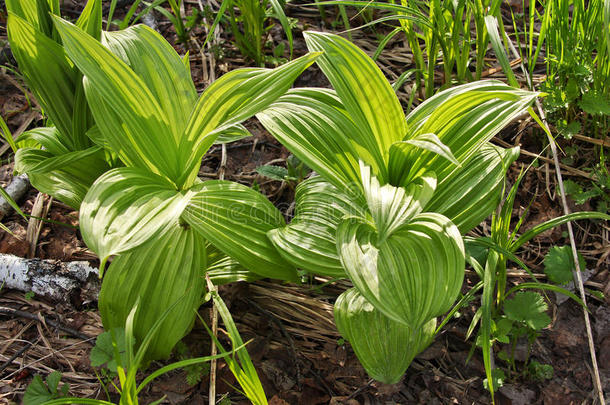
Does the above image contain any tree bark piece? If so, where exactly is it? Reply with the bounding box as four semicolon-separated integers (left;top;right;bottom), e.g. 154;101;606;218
0;253;100;304
0;174;30;220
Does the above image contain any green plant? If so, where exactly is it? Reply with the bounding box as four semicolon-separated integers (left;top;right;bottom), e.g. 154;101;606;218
256;31;538;383
23;371;69;405
46;15;316;364
316;0;504;100
6;0;113;209
464;171;610;403
496;291;551;374
503;0;610;135
543;245;586;285
540;0;610;135
174;341;210;386
203;276;268;404
562;163;610;214
34;291;264;405
218;0;293;66
106;0;189;43
256;154;310;186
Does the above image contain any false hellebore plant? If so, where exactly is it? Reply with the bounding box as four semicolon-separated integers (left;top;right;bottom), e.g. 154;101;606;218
6;0;112;209
38;17;317;361
257;32;538;383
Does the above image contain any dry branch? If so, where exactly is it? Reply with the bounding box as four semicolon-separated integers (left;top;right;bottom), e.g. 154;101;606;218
0;254;100;304
0;174;29;221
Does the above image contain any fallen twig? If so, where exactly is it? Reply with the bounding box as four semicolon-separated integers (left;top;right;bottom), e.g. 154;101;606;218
0;254;100;304
0;174;29;221
0;306;92;341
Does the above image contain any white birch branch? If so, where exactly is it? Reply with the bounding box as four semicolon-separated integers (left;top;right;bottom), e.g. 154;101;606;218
0;253;100;304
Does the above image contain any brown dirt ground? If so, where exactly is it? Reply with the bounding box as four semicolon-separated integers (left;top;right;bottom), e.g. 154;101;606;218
0;2;609;404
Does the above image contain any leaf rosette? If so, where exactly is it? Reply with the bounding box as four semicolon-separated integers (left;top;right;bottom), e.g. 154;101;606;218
33;11;319;360
258;31;538;380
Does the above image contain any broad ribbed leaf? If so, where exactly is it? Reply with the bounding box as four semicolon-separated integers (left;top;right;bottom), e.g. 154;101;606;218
268;176;366;277
102;25;197;141
214;124;252;144
206;243;261;285
17;127;70;155
337;213;465;326
360;162;436;241
303;31;406;178
53;17;182;180
179;53;320;188
182;181;297;280
389;134;460;185
99;224;206;361
14;146;109;209
395;81;537;184
257;88;363;189
6;0;58;37
7;14;79;148
80;168;191;264
76;0;102;40
334;288;436;383
14;145;103;174
426;144;520;233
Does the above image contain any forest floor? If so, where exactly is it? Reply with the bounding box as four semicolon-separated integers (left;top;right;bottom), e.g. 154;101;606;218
0;1;609;404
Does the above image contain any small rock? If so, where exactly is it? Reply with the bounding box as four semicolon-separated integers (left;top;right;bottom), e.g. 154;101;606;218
499;384;536;405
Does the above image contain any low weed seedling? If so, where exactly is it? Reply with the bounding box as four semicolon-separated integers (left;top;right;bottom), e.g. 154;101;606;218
256;154;310;186
543;245;586;285
496;291;551;377
174;341;211;386
217;0;294;66
33;289;267;405
464;170;609;403
23;371;69;405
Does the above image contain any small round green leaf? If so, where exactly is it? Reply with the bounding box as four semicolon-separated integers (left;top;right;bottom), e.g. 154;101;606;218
503;291;551;331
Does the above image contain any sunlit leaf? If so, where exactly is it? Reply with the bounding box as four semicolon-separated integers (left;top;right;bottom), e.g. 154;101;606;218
334;288;436;384
182;181;297;280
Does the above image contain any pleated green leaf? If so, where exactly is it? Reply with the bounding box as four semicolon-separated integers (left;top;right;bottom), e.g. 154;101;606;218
14;145;103;174
181;181;297;280
7;14;80;149
360;162;436;241
79;167;191;264
391;132;460;171
179;53;320;188
14;146;109;209
394;80;537;185
268;176;366;277
426;144;520;233
53;17;181;181
337;213;465;326
334;288;436;383
205;242;262;285
76;0;103;41
303;31;406;178
17;127;70;155
6;0;58;38
214;124;252;145
257;88;363;190
102;25;197;141
99;224;206;362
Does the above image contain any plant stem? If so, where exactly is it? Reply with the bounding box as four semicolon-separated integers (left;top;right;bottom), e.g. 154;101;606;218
502;34;605;405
